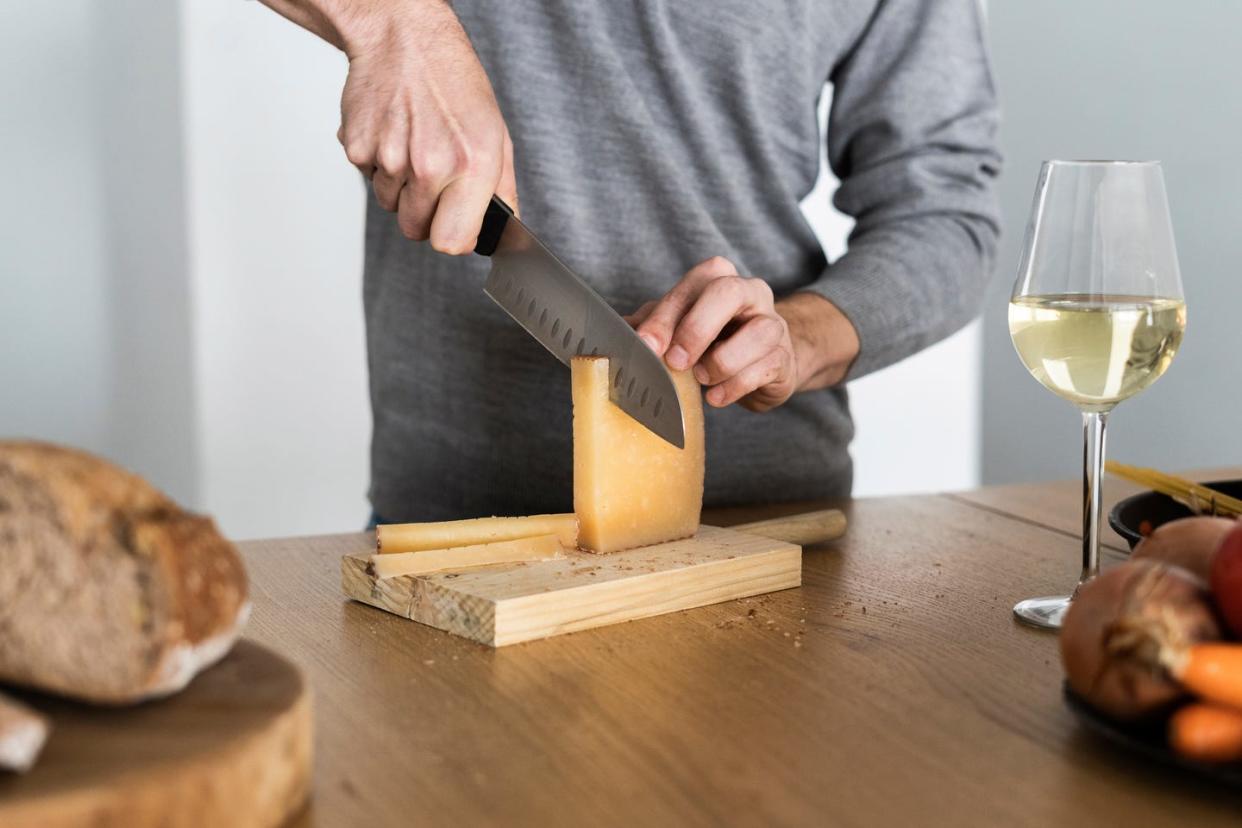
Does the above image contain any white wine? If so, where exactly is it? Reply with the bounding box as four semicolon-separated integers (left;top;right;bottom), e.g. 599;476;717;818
1009;294;1185;410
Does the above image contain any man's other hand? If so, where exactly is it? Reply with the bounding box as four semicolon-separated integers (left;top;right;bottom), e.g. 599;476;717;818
627;257;860;412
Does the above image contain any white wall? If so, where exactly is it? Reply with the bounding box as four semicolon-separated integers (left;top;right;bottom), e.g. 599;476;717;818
801;92;982;497
181;0;370;538
2;3;115;454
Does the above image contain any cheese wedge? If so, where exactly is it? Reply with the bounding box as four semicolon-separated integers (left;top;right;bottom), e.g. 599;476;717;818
376;514;578;553
572;356;705;553
367;534;564;579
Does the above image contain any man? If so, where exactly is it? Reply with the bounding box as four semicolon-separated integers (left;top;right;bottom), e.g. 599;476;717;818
258;0;1001;521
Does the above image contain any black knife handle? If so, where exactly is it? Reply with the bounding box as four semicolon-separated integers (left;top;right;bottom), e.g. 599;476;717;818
474;195;515;257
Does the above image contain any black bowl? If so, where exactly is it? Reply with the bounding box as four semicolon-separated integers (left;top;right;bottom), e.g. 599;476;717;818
1108;478;1242;549
1064;683;1242;787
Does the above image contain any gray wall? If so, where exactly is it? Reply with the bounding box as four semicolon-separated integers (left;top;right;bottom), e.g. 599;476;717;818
0;2;198;502
984;1;1242;483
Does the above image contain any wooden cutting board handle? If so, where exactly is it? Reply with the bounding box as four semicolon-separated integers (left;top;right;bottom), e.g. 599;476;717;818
727;509;847;547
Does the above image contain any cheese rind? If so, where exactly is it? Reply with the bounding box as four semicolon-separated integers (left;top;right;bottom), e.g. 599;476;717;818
572;357;705;554
376;514;578;553
367;535;564;578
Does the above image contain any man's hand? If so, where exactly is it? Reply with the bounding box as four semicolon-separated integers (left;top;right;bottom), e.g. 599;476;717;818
627;257;860;412
260;0;515;254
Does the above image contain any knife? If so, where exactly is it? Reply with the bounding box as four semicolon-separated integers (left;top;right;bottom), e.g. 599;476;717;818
474;196;685;449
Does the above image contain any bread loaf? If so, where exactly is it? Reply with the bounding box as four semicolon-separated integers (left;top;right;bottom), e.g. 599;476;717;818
0;441;249;704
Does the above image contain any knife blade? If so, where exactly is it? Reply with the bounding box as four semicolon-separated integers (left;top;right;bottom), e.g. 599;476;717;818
474;196;685;449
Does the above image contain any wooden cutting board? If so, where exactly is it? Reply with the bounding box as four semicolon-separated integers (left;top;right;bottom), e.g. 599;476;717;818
341;509;845;647
0;640;312;828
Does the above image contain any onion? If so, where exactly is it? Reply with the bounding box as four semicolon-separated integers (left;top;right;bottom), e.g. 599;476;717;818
1131;516;1235;580
1060;560;1221;720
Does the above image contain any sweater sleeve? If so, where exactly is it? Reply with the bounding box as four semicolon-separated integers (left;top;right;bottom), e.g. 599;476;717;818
801;0;1002;380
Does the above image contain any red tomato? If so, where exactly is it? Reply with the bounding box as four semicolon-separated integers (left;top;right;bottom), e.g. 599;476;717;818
1210;522;1242;638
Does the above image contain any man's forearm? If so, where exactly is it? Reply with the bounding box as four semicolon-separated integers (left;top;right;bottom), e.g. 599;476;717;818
257;0;350;50
257;0;448;55
776;292;860;392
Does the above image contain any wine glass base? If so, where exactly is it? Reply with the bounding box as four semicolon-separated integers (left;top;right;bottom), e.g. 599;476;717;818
1013;596;1071;630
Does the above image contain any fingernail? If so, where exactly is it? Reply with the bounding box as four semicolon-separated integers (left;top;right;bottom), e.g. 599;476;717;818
667;345;689;370
693;365;709;384
639;333;660;353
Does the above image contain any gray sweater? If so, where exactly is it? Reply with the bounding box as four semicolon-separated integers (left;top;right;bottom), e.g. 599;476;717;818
364;0;1001;521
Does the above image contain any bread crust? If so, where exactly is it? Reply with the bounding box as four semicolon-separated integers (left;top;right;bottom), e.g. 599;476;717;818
0;691;48;773
0;441;249;704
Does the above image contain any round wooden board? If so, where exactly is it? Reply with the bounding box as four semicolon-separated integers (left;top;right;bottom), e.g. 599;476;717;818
0;640;312;828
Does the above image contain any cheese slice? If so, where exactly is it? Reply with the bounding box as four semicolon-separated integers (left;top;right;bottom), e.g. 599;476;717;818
367;534;564;579
376;514;577;553
572;356;705;553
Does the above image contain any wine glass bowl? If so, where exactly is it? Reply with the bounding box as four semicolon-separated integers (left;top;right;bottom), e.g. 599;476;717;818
1009;161;1185;629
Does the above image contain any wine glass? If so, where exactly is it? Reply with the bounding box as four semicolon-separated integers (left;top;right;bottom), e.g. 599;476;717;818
1009;160;1186;629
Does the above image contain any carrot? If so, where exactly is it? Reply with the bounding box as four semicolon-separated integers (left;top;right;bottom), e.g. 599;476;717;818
1169;704;1242;763
1170;644;1242;710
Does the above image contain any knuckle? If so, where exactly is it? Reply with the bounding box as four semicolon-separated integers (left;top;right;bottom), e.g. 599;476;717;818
761;315;787;342
449;129;500;180
750;277;774;303
373;187;397;212
376;145;407;177
702;255;735;275
398;210;428;240
344;140;373;167
762;356;784;383
637;321;669;348
449;141;476;177
705;276;745;304
409;148;452;184
701;354;730;381
676;321;711;350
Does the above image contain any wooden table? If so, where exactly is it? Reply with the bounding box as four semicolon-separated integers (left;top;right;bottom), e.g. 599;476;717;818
242;473;1242;826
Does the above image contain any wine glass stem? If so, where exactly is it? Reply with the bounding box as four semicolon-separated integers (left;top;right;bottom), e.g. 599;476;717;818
1078;410;1109;591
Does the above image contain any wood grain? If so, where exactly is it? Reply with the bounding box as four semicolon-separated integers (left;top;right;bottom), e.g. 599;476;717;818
0;641;312;828
239;489;1242;827
341;525;802;646
951;466;1242;553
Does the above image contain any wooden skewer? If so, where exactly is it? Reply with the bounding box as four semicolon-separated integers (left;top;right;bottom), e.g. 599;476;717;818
1105;461;1242;518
